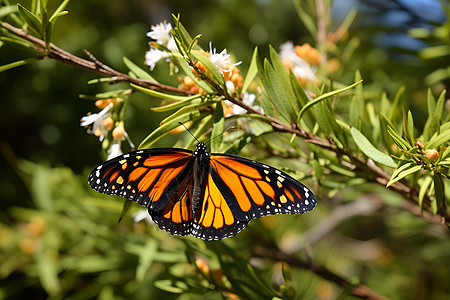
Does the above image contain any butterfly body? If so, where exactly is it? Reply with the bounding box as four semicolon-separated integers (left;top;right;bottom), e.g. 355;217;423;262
89;142;316;240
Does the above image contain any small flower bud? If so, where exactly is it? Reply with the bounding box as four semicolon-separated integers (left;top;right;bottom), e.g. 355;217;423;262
103;117;114;131
19;238;36;254
27;217;46;237
425;149;439;161
112;122;125;140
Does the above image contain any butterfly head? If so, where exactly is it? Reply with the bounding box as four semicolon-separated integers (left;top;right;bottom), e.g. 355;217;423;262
193;142;210;164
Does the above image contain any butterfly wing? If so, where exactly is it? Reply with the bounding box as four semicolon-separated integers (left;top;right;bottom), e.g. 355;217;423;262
209;154;316;222
88;148;193;211
190;172;249;240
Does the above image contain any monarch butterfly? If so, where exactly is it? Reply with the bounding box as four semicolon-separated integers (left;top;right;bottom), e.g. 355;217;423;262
88;142;316;241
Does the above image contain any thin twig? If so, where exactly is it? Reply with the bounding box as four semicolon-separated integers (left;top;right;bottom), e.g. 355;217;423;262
252;245;389;300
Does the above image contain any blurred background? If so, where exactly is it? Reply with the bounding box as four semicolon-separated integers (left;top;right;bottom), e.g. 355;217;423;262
1;0;449;299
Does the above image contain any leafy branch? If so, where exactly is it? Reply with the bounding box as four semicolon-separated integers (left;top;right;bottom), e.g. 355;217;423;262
1;12;449;225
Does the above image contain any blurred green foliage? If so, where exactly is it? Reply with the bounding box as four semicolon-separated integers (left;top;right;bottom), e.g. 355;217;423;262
1;0;450;299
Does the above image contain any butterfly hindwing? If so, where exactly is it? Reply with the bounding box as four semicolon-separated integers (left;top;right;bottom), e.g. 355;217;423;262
209;154;316;222
191;172;249;240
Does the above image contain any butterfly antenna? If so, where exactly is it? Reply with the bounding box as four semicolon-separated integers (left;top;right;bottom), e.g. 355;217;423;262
178;122;200;143
205;126;236;146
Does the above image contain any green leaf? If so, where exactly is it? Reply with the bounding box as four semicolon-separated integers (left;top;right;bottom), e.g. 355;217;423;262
210;103;224;153
257;56;290;122
123;57;156;81
171;14;194;56
139;111;209;149
290;70;315;129
432;173;444;214
268;45;299;118
386;163;422;187
36;249;61;296
136;240;158;282
387;125;410;151
17;3;42;37
418;175;433;209
389;86;405;120
159;100;216;125
0;57;41;72
242;47;258;93
154;280;186;293
293;0;317;37
118;199;133;223
407;110;415;144
0;5;17;19
423;89;446;141
351;127;396;168
151;95;204;112
426;127;450;149
49;0;70;24
297;80;363;123
130;83;196;102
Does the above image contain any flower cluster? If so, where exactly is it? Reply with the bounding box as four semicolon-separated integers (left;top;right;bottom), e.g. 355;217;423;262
145;21;178;70
182;45;244;95
279;41;323;86
80;98;134;159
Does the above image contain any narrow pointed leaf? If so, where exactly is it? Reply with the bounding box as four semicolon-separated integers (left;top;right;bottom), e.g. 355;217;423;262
151;95;203;112
130;83;194;101
136;240;158;282
49;0;70;23
426;127;450;149
268;45;299;117
387;125;410;151
386;163;422;187
263;58;292;121
17;3;42;37
0;58;41;72
432;173;444;214
118;199;133;223
210;103;224;153
418;175;433;209
0;5;17;18
139;111;209;149
242;47;258;93
123;57;156;81
351;127;396;168
297;80;362;123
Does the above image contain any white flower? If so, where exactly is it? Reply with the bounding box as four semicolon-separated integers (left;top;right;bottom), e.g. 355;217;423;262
80;103;113;141
208;42;241;74
224;92;261;116
145;48;171;70
107;140;123;160
226;80;235;94
279;41;316;81
146;21;172;47
132;210;154;226
166;37;178;52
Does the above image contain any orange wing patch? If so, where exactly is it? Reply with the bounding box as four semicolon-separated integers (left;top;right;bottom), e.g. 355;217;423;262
210;157;276;212
198;173;235;228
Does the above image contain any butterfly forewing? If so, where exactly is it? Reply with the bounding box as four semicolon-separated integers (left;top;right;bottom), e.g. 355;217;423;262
88;148;193;210
209;154;316;221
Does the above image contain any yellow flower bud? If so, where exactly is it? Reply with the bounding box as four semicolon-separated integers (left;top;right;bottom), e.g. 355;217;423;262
112;122;125;140
425;149;439;161
103;117;114;131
